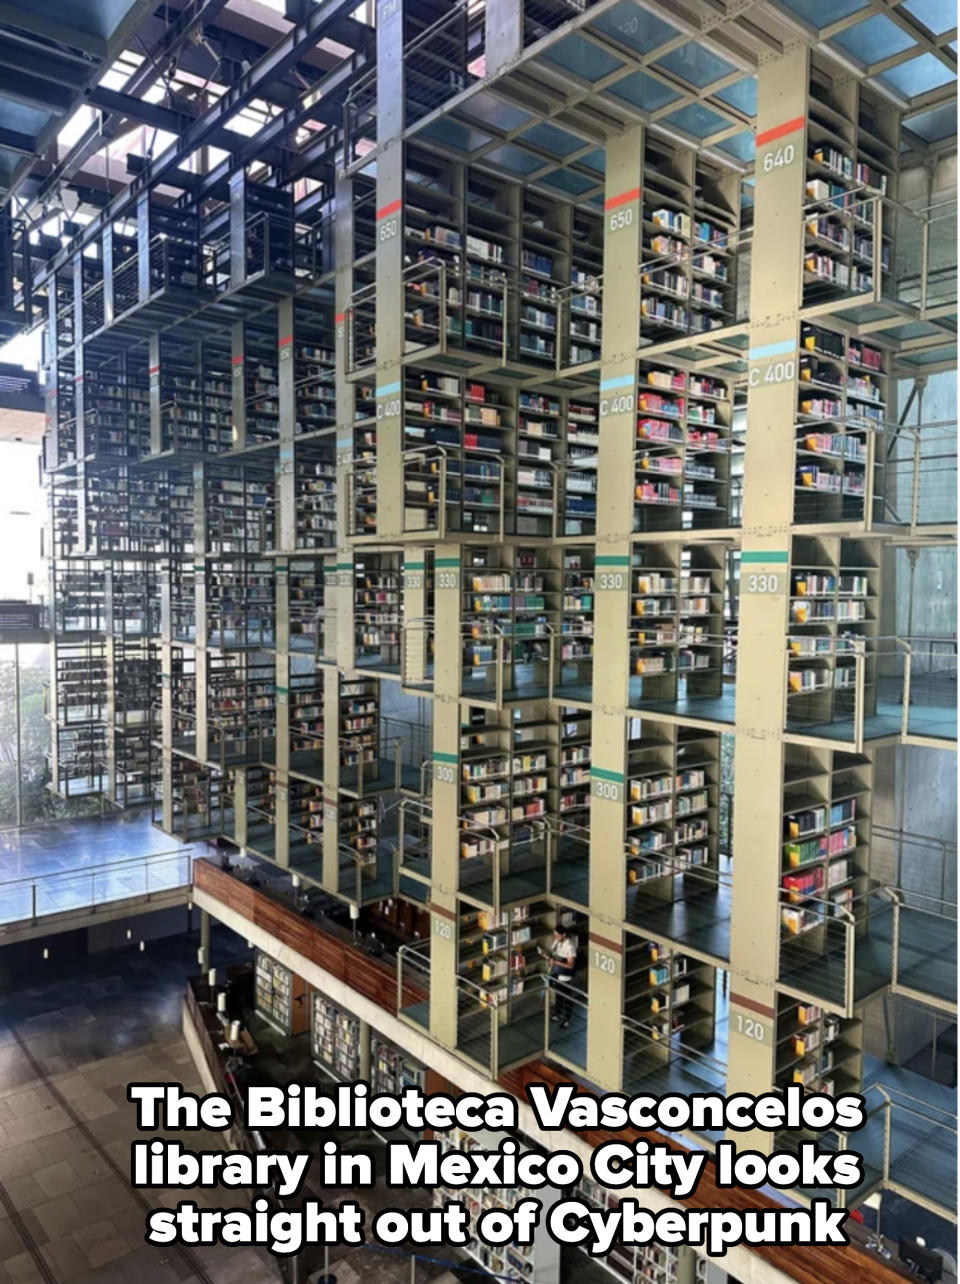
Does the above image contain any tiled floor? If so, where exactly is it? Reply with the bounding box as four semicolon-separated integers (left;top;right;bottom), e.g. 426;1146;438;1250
0;926;273;1284
0;926;548;1284
0;814;202;928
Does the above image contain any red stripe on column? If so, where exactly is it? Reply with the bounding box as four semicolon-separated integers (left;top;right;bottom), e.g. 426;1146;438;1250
604;187;641;210
755;115;804;147
335;312;345;324
279;334;293;347
731;992;776;1019
376;198;402;220
232;354;244;366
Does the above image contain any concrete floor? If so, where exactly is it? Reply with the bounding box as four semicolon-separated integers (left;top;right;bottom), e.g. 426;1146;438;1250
0;814;201;928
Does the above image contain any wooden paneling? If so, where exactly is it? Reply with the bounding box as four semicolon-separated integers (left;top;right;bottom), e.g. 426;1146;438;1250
196;860;908;1284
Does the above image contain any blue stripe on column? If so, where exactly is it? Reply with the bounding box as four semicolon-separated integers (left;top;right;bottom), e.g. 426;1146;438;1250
748;339;797;361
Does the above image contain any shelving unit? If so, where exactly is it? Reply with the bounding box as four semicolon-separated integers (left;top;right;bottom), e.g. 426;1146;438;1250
457;900;553;1010
641;138;739;341
340;676;379;776
629;542;727;711
625;721;719;894
558;549;594;700
779;745;872;943
775;994;863;1098
794;321;887;524
622;932;718;1068
312;992;360;1078
371;1034;426;1118
786;536;878;732
635;359;737;533
433;1125;560;1283
574;1176;707;1284
461;546;557;700
255;951;308;1035
803;70;892;308
354;554;401;670
158;335;233;455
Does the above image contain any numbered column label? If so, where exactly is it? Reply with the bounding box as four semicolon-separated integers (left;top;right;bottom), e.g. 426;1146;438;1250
591;773;625;804
590;948;621;978
732;1008;773;1046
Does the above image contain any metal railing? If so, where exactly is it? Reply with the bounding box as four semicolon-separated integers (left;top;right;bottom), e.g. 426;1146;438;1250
872;823;957;905
546;818;590;906
404;0;475;127
869;1082;958;1220
621;1007;727;1103
785;1081;958;1221
401;445;506;538
544;976;588;1070
345;280;377;376
778;883;899;1015
460;620;555;706
458;817;550;916
890;886;957;1009
785;634;956;748
343;66;378;167
395;798;432;900
876;418;957;531
396;938;431;1031
0;848;193;928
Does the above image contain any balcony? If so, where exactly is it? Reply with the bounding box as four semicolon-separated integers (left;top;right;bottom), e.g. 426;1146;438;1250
775;884;950;1015
458;819;550;911
398;937;547;1078
625;850;732;964
785;635;957;748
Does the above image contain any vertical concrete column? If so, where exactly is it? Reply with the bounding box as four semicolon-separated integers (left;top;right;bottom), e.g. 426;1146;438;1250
373;0;405;538
160;563;174;834
192;461;209;762
231;321;247;451
72;256;87;547
484;0;523;80
428;544;462;1047
358;1018;372;1081
148;332;162;456
275;292;297;872
104;568;117;803
324;167;358;893
277;295;298;555
274;558;291;869
586;125;644;1089
402;554;427;685
727;46;810;1150
45;289;60;469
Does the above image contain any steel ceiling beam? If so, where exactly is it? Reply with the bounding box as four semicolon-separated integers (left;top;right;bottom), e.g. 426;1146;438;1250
0;128;38;159
33;0;365;287
86;85;195;136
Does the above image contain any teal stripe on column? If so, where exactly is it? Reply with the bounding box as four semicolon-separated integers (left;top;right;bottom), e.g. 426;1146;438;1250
591;767;625;784
741;550;788;563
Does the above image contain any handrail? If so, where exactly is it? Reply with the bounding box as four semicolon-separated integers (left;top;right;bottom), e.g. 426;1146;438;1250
621;1006;728;1077
0;847;193;927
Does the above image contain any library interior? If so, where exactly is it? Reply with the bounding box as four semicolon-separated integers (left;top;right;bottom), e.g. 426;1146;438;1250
0;0;954;1281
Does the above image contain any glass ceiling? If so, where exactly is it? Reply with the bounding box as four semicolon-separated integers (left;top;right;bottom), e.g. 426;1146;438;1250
406;0;955;206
